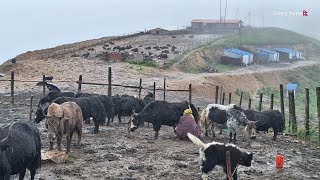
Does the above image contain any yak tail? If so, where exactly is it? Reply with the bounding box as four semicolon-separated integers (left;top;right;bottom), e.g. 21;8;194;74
187;133;206;149
189;103;200;124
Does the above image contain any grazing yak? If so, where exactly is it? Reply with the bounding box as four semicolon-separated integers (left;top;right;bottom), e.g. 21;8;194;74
112;96;145;123
38;91;75;107
244;109;284;140
130;100;199;139
0;121;41;180
200;104;248;143
74;93;114;125
45;102;83;153
188;133;253;180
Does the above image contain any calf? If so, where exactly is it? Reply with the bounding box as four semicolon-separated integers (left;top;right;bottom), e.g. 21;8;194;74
200;104;248;143
45;102;83;153
244;109;284;140
130;100;199;139
188;133;253;180
0;121;41;180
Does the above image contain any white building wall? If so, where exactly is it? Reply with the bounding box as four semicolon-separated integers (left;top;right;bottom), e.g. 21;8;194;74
242;55;249;64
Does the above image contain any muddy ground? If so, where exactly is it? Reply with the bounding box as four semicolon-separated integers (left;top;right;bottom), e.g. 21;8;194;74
1;91;319;180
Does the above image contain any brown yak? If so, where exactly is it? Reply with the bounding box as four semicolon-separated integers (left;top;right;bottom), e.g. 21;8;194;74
45;102;83;153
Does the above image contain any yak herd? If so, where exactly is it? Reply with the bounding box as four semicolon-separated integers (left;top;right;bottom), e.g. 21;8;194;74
0;83;285;180
71;40;179;62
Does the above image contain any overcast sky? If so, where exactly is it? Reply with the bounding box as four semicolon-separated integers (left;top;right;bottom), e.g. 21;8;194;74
0;0;319;64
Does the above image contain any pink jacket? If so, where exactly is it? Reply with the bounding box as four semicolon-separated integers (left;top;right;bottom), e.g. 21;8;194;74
175;115;201;139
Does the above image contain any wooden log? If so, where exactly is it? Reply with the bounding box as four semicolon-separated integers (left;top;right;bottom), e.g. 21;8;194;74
108;67;112;97
29;95;34;121
11;71;14;104
42;75;46;98
222;92;225;105
289;91;297;134
220;86;223;104
239;92;243;107
280;84;285;129
138;78;142;98
259;93;263;111
226;151;232;180
163;78;166;100
215;86;219;104
270;94;274;110
305;88;310;139
153;82;156;100
189;84;192;104
77;75;82;94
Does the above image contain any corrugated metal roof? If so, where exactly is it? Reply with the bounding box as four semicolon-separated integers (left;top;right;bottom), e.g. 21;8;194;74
224;48;253;55
191;19;241;24
287;83;297;91
273;48;295;54
256;48;277;54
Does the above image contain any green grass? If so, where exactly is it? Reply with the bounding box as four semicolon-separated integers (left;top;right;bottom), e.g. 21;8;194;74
250;65;320;143
207;27;320;49
126;60;157;67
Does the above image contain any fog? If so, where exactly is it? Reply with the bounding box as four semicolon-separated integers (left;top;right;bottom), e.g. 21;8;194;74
0;0;319;64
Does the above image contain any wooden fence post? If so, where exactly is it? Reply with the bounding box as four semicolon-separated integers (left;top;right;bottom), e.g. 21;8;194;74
222;92;225;105
163;78;166;101
77;75;82;94
108;67;112;97
316;87;320;143
248;98;252;109
153;82;156;100
220;86;223;104
280;84;285;129
228;93;232;104
270;94;274;110
11;71;14;104
239;92;243;107
138;78;142;98
189;84;192;104
42;75;46;98
215;86;219;104
289;91;297;134
259;93;263;111
29;95;33;121
305;88;310;139
226;151;232;180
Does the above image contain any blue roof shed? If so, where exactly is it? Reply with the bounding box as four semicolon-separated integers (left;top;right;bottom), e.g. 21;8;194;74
223;48;254;65
256;48;279;61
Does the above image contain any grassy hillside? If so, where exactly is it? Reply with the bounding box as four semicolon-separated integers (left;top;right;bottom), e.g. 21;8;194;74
210;27;320;48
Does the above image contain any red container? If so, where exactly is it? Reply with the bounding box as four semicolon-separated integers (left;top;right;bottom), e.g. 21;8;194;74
276;155;284;168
